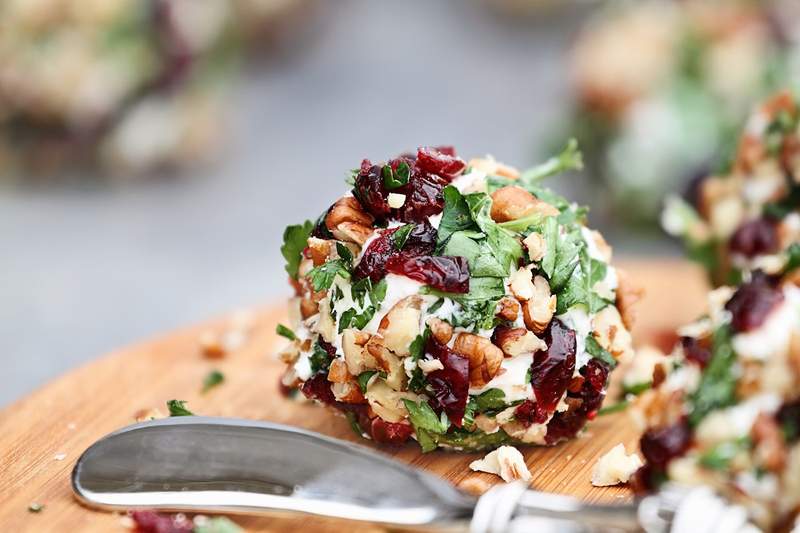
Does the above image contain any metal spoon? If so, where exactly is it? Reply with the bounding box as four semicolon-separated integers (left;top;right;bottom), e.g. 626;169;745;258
71;417;752;532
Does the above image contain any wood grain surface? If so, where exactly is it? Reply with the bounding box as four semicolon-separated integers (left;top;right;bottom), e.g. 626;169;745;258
0;259;709;533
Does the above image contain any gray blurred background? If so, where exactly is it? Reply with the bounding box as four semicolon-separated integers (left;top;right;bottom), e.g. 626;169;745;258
0;1;671;405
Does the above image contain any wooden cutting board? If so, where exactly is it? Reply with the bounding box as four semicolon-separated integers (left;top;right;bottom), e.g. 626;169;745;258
0;259;709;533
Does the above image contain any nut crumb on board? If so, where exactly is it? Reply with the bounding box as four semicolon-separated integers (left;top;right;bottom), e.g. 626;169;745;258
469;445;532;483
591;443;643;487
53;453;66;461
134;407;166;423
198;310;256;359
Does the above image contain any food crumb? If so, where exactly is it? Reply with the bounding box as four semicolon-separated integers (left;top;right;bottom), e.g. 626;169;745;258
119;515;135;529
53;453;66;461
28;502;44;513
591;443;643;487
469;445;532;483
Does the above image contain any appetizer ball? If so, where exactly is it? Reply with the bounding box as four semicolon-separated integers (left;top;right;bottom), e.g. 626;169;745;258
663;91;800;286
632;271;800;530
567;0;787;224
0;0;236;176
277;142;639;452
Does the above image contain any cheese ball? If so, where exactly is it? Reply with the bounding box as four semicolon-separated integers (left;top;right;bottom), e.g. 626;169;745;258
663;91;800;286
631;270;800;530
277;142;638;452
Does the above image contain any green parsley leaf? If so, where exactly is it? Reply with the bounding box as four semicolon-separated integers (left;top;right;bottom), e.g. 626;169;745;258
392;224;415;250
433;428;512;451
442;231;505;277
382;162;410;189
403;399;450;434
427;298;445;314
462;398;478;428
519;138;583;183
464;192;523;272
597;401;629;416
688;325;737;426
357;371;377;394
699;437;751;471
307;259;351;291
539;216;559;278
345;411;366;438
585;335;617;369
309;342;333;374
167;400;195;417
202;370;225;393
474;388;507;411
276;324;297;341
415;427;438;453
436;186;475;249
623;381;652;396
497;212;548;233
336;242;354;268
281;221;313;279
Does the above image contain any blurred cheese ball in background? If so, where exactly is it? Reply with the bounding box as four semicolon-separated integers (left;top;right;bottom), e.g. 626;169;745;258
276;141;642;452
663;91;800;286
566;0;792;227
0;0;317;180
630;271;800;531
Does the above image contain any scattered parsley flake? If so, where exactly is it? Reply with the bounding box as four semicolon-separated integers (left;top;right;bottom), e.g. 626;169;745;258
202;370;225;393
167;400;195;417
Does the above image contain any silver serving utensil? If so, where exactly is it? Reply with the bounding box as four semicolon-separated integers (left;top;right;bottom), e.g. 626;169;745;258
72;417;753;532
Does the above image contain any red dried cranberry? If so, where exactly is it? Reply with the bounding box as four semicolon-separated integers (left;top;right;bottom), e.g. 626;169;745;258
514;400;545;427
680;336;712;368
386;255;470;293
415;146;466;181
353;222;437;281
530;319;576;420
402;221;438;256
630;463;661;494
352;159;391;220
130;510;193;533
370;418;413;445
639;418;691;469
301;374;336;405
725;271;784;333
425;336;470;426
544;360;608;445
728;217;779;258
395;171;450;223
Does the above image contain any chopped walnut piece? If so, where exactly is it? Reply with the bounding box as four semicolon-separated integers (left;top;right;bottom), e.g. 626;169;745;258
469;446;532;483
591;444;643;486
453;332;504;387
496;297;520;322
522;276;556;334
427;317;454;345
523;232;547;262
615;269;643;330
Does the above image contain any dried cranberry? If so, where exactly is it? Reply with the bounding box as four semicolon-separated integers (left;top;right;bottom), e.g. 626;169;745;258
728;218;779;258
386;255;470;293
395;171;450;223
514;400;545;427
530;319;577;420
640;418;692;469
630;463;661;494
680;336;712;368
725;271;784;333
425;336;470;426
353;222;437;281
370;418;413;445
415;146;466;181
130;510;193;533
301;374;336;405
544;360;608;445
402;221;438;255
352;159;391;220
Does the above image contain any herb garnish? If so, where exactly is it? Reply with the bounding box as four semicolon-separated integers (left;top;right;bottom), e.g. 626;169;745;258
382;162;411;189
307;259;351;291
167;400;195;417
276;324;297;341
202;370;225;393
280;221;313;279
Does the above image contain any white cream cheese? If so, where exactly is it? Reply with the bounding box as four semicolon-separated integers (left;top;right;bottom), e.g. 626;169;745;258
469;353;534;402
557;305;592;371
